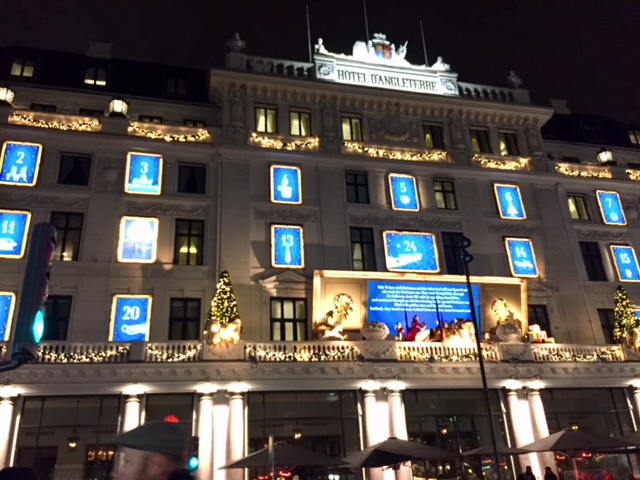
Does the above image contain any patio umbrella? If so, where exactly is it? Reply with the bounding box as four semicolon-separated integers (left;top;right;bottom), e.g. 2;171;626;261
518;429;634;455
461;445;531;456
220;443;347;469
342;437;458;469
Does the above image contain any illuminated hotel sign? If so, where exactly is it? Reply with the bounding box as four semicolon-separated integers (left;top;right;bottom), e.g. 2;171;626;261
494;184;526;220
271;225;304;268
505;238;539;277
0;209;31;259
0;292;16;341
110;295;152;341
610;245;640;282
596;190;626;225
0;141;43;186
383;231;439;273
117;216;159;263
389;174;419;211
125;152;163;195
270;165;302;204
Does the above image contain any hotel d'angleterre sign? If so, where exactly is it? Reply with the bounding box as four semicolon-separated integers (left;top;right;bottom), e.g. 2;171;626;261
314;33;459;96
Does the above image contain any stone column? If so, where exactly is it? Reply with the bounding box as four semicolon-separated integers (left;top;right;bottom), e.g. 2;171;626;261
213;392;230;480
122;395;142;433
362;387;384;480
527;388;553;478
631;387;640;425
387;388;410;480
197;392;215;480
226;392;245;480
505;388;537;474
0;395;16;468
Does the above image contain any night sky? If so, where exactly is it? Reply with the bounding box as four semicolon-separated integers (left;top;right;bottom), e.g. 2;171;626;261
1;0;639;125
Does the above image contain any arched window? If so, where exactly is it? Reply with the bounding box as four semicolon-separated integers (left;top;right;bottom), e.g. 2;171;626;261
11;58;35;77
84;66;107;86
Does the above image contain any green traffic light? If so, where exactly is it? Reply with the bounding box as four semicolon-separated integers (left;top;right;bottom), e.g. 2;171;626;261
187;456;199;471
33;310;45;343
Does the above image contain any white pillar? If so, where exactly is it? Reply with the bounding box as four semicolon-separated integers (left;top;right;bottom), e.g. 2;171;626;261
632;387;640;425
387;389;410;480
213;392;230;480
226;392;245;480
197;392;214;480
362;388;384;480
505;389;537;476
122;395;142;433
0;396;16;469
527;388;554;479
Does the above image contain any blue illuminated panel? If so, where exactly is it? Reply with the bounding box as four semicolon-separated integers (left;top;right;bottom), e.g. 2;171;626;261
0;141;43;186
271;225;304;268
125;152;163;195
117;216;159;263
0;292;16;341
383;231;439;273
505;238;539;277
597;190;626;226
389;174;419;211
0;209;31;259
110;295;152;342
494;184;526;220
271;165;302;204
610;245;640;282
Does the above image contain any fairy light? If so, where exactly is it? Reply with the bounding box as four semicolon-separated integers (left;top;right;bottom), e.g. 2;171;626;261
626;169;640;181
38;346;130;363
397;345;498;362
145;344;202;362
343;141;448;162
11;112;101;132
250;132;320;151
245;345;359;362
473;155;530;170
128;122;210;142
532;347;620;363
555;164;612;179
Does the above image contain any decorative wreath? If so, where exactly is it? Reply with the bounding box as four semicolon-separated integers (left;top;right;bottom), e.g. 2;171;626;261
491;298;512;323
333;293;354;318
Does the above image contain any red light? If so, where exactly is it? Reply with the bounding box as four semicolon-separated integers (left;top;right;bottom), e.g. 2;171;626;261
278;471;292;477
582;452;592;458
556;455;567;461
164;415;180;423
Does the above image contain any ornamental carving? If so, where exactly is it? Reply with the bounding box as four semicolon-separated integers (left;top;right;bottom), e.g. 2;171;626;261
126;202;205;216
487;221;541;236
368;103;420;144
0;193;88;210
348;212;461;230
254;207;318;222
575;229;627;241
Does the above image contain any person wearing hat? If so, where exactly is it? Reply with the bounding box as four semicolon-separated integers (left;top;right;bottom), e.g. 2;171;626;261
111;421;194;480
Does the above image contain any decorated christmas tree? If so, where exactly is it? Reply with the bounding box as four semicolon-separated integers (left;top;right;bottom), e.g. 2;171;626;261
613;285;638;342
207;270;240;326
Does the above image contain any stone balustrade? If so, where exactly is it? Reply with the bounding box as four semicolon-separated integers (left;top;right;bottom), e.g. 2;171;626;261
245;55;315;78
457;82;530;104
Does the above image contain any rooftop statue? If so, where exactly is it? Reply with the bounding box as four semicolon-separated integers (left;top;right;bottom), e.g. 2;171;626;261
431;56;451;71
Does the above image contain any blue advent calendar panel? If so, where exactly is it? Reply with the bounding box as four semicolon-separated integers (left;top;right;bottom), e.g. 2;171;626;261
596;190;626;226
271;225;304;268
110;295;152;342
270;165;302;204
0;292;16;341
117;216;159;263
125;152;163;195
383;231;439;273
505;238;539;277
0;141;43;186
610;246;640;282
0;209;31;259
389;174;420;211
494;184;526;220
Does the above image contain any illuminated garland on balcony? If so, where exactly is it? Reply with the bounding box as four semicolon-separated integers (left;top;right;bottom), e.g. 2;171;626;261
145;344;202;362
473;155;530;170
245;345;359;362
398;345;497;362
343;141;448;162
533;347;619;363
626;169;640;181
128;123;210;142
555;164;612;179
12;113;101;131
250;132;320;150
38;346;130;363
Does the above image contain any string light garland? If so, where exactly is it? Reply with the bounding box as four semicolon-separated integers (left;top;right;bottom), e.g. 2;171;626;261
555;164;612;179
128;122;210;142
397;345;498;362
245;345;360;362
145;344;202;362
626;169;640;181
343;141;448;162
38;346;130;363
532;347;620;363
12;113;101;132
250;132;320;150
473;155;530;170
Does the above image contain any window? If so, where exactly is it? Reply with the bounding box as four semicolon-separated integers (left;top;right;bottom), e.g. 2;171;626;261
50;212;83;261
342;116;362;141
174;219;204;266
178;164;206;194
42;295;72;341
11;58;35;78
567;195;589;220
629;130;640;145
165;76;187;96
184;119;206;127
350;227;376;271
528;304;551;334
345;171;369;204
290;110;311;136
270;298;307;341
470;129;491;153
256;106;277;133
58;153;92;186
580;241;607;281
30;103;56;112
441;232;465;275
169;298;201;340
434;179;457;210
424;124;444;149
498;131;519;156
78;108;104;117
138;115;163;124
83;66;107;86
598;309;615;344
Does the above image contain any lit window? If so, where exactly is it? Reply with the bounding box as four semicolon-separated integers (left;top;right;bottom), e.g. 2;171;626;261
342;116;362;141
174;219;204;266
290;111;311;136
50;212;84;262
10;58;35;78
270;298;307;341
434;179;457;210
470;129;491;153
629;130;640;145
84;66;107;86
350;227;376;271
567;195;589;220
498;131;519;156
256;107;277;133
424;124;444;149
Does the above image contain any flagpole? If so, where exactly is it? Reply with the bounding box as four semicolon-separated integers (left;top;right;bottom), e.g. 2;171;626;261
305;5;312;63
363;0;370;40
419;20;429;66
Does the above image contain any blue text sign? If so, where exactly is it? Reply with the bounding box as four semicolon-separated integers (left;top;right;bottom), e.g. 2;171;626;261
110;295;152;342
610;245;640;282
125;152;163;195
597;190;626;225
117;216;159;263
270;165;302;204
0;292;16;341
505;238;539;277
389;174;419;211
383;231;439;272
0;141;43;187
271;225;304;268
0;210;32;259
494;184;526;220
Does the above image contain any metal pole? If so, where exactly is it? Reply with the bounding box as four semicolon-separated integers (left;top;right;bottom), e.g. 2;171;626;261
459;236;502;480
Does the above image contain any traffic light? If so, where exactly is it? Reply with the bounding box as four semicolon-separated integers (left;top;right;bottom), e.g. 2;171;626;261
11;223;56;363
187;435;199;471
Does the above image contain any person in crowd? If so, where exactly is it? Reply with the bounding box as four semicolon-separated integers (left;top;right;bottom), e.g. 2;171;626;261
545;466;559;480
518;466;537;480
0;466;42;480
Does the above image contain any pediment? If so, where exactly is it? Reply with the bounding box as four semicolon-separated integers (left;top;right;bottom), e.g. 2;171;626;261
259;270;311;297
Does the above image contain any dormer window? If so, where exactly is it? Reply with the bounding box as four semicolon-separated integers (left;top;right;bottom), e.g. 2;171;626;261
11;58;35;78
166;76;187;96
629;130;640;145
84;66;107;86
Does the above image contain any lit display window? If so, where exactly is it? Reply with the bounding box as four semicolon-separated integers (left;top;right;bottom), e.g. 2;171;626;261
494;184;526;220
109;295;152;342
270;165;302;204
505;237;539;277
0;141;43;186
271;225;304;268
610;245;640;282
0;209;32;259
125;152;163;195
383;231;439;273
388;173;419;211
0;292;16;341
596;190;627;226
117;216;159;263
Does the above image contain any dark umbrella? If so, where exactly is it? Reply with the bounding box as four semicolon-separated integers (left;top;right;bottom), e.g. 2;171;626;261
220;443;347;469
342;437;458;469
518;430;633;454
462;445;531;456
